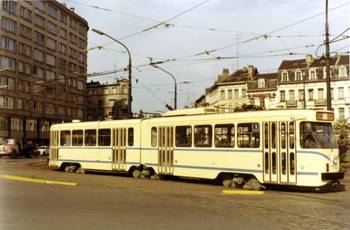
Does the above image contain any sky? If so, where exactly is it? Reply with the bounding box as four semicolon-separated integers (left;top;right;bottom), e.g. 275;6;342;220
59;0;350;114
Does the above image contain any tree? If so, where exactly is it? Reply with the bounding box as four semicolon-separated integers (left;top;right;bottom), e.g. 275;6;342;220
333;118;350;162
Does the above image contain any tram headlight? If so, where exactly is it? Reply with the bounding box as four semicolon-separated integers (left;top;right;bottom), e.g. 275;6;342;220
331;157;338;165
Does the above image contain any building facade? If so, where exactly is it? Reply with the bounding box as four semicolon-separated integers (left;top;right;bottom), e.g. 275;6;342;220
0;0;88;144
195;55;350;120
86;79;129;121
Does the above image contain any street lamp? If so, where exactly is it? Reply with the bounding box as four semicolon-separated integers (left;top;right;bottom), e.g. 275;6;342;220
91;28;133;118
150;63;177;110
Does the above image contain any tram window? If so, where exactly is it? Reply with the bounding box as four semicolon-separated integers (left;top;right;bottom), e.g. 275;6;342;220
290;152;295;175
72;130;83;146
300;122;337;148
151;127;157;147
264;123;268;149
214;124;234;147
281;123;286;149
281;152;286;175
289;122;295;149
271;123;276;149
194;125;212;147
175;126;192;147
237;123;260;148
272;152;276;174
264;152;269;174
85;129;96;146
128;128;134;146
60;130;71;146
98;129;111;146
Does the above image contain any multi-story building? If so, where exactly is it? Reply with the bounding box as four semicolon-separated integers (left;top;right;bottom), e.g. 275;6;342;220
276;55;349;119
195;55;350;120
86;79;129;121
0;0;88;144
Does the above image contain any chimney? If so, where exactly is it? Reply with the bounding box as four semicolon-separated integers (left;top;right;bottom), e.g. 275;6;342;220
306;54;313;66
247;65;256;80
70;7;75;11
218;68;230;82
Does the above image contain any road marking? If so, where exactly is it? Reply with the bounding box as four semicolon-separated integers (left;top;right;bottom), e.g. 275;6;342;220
222;189;264;195
1;174;77;186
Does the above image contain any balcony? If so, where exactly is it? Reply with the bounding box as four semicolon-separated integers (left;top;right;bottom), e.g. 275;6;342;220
314;99;326;106
286;100;297;108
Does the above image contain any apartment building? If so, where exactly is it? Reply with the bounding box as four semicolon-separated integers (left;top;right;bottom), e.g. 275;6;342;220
195;55;350;120
0;0;88;144
86;79;129;121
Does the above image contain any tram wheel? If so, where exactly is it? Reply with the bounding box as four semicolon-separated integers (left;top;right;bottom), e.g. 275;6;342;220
243;178;262;191
132;169;141;179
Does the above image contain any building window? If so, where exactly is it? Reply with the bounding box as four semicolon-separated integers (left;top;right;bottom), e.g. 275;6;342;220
1;16;17;33
2;0;17;14
298;89;304;101
34;14;45;28
280;90;285;102
34;31;45;45
0;56;16;70
220;90;225;100
339;66;347;78
289;90;295;100
19;24;32;39
33;49;44;62
281;72;288;81
318;88;324;100
47;21;57;34
59;28;66;38
227;89;232;99
46;70;55;81
33;66;44;79
47;37;56;50
20;6;32;21
338;87;344;99
46;54;56;66
258;79;265;88
295;71;302;81
0;36;16;52
308;89;314;101
60;12;67;24
47;4;57;18
34;0;45;11
234;89;239;99
18;61;31;75
309;70;316;80
19;43;31;56
59;43;66;53
241;88;247;98
331;88;334;99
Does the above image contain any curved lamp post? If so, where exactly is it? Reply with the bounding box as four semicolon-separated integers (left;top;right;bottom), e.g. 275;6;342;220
92;28;133;118
150;64;177;110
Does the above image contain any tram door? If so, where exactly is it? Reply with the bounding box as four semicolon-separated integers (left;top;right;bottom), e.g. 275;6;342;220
263;121;296;184
112;128;127;171
158;126;174;175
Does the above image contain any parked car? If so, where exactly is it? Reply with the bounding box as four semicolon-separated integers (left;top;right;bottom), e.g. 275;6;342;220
37;146;49;155
0;139;21;158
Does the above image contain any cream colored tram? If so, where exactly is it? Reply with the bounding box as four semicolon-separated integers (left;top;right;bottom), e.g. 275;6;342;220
49;108;343;189
49;119;142;173
140;108;342;188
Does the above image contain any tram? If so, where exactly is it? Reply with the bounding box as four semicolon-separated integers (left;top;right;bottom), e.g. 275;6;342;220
49;108;344;189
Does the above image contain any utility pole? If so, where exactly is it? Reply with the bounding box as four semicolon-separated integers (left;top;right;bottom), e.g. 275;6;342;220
325;0;332;111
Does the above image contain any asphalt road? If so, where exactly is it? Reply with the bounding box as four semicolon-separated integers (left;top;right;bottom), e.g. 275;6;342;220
1;158;350;230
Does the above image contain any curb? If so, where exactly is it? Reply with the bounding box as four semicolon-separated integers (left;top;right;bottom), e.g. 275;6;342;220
222;189;264;195
1;174;78;186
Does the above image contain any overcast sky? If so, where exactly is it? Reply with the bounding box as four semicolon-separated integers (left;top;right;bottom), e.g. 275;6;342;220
59;0;350;114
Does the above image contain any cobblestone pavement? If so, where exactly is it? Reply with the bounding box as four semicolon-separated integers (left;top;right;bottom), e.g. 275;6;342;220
1;158;349;230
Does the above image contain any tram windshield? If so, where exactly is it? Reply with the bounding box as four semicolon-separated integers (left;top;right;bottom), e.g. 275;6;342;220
300;122;337;149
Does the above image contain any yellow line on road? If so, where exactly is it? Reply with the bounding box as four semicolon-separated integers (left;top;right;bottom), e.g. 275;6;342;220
222;189;264;195
1;174;77;186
